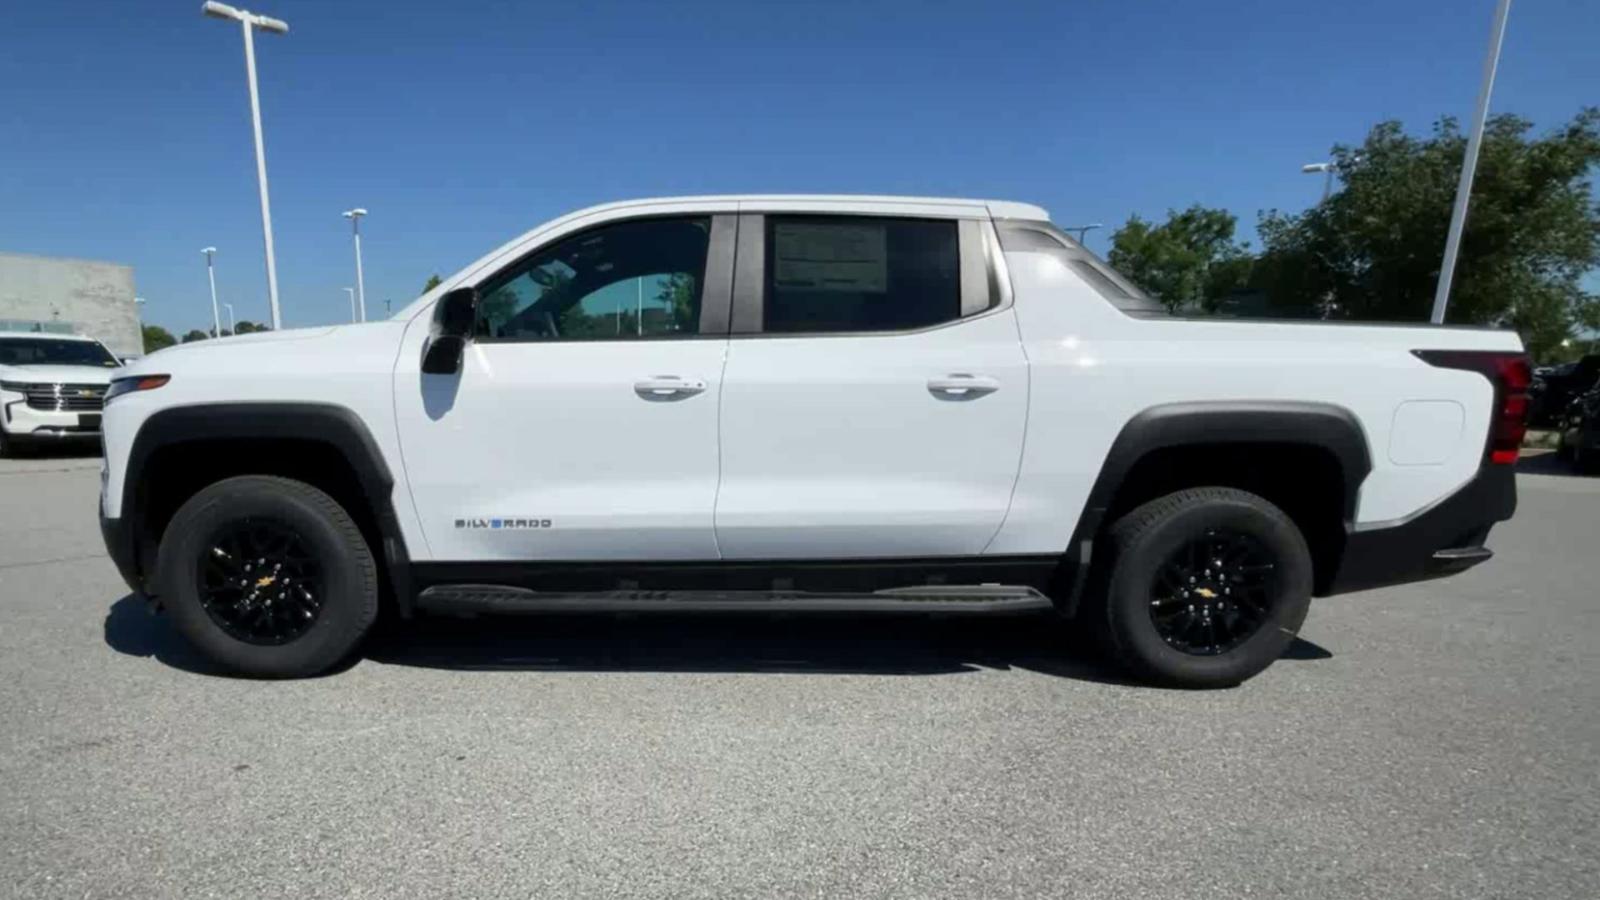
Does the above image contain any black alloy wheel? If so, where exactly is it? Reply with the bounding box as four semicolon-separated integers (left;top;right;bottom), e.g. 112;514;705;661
1148;529;1277;656
197;518;325;645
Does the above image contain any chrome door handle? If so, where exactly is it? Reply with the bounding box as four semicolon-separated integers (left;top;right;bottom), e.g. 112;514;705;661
634;376;706;400
927;374;1000;398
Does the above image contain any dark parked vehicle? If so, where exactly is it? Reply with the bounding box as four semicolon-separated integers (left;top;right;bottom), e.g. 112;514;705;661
1528;355;1600;428
1556;385;1600;473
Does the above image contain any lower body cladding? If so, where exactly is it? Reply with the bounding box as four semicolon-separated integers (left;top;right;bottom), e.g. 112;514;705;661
96;463;1514;686
101;468;1514;612
405;464;1513;615
1325;463;1514;595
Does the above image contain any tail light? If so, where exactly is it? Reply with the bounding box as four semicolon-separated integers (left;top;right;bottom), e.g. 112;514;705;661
1413;350;1531;465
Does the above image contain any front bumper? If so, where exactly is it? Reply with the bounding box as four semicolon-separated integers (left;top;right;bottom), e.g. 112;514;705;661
2;398;102;440
1325;463;1516;595
99;508;145;597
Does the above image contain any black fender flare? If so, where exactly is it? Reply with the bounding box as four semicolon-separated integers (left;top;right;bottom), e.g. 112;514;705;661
119;402;412;611
1058;401;1373;611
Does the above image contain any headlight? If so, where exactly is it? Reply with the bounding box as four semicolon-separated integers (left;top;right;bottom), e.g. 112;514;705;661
104;374;170;403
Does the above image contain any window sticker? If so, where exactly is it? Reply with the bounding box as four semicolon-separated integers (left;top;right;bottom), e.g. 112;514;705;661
772;222;888;294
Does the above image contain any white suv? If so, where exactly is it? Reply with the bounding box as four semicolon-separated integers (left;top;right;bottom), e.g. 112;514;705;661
98;195;1528;686
0;332;120;455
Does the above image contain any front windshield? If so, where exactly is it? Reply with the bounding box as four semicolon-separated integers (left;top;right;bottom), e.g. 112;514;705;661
0;337;119;368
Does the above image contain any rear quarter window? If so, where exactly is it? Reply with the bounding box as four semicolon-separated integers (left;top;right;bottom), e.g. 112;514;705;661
994;222;1166;316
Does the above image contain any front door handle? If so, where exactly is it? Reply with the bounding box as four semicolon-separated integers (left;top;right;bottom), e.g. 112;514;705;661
634;376;707;400
927;374;1000;399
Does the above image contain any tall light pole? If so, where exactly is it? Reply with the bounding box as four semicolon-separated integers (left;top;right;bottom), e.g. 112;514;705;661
343;287;356;323
1431;0;1513;325
200;247;222;337
1063;223;1102;244
1302;162;1336;202
342;208;368;321
223;302;236;334
202;2;289;330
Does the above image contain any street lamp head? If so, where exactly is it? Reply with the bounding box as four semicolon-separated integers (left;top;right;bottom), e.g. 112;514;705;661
201;1;242;20
202;2;288;34
342;208;368;219
201;246;217;256
1302;162;1332;173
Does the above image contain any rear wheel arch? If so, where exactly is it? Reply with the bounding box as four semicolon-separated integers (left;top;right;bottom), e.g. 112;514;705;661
1061;402;1373;609
120;403;412;612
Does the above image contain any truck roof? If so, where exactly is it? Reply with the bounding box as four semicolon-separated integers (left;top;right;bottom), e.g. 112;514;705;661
0;330;100;343
557;194;1051;222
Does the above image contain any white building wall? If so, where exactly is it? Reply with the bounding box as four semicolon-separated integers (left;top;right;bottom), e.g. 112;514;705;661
0;252;142;357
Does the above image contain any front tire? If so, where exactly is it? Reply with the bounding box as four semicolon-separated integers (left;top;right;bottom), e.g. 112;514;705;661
1093;487;1313;689
155;475;379;677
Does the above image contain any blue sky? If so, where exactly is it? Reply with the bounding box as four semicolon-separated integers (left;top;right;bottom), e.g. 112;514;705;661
0;0;1595;335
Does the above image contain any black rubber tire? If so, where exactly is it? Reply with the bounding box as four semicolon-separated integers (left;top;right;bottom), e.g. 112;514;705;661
1092;487;1313;689
155;475;379;678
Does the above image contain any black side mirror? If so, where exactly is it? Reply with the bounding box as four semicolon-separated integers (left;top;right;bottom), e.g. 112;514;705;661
421;287;477;375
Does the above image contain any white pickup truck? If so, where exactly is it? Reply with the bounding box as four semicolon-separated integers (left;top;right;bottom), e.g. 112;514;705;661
99;195;1529;687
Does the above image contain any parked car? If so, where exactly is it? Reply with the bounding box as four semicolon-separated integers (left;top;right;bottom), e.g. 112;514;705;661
98;195;1528;688
1527;354;1600;428
0;332;120;456
1556;384;1600;473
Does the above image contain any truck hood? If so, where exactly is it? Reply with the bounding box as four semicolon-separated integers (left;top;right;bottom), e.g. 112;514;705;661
0;363;117;385
121;321;409;382
147;326;341;358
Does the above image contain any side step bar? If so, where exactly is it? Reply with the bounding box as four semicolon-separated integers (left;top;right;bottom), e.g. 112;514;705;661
415;584;1055;617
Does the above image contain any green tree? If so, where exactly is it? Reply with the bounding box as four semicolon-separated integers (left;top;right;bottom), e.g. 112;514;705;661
180;329;210;343
657;272;697;331
234;320;270;334
141;324;176;353
1108;205;1253;313
423;274;443;293
1255;109;1600;359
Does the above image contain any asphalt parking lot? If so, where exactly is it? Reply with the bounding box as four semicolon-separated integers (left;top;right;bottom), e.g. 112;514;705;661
1;452;1596;899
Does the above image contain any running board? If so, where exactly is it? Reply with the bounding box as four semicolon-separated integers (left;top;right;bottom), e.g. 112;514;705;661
415;584;1055;616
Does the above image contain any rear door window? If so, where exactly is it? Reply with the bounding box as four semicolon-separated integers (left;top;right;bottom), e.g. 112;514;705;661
763;216;962;334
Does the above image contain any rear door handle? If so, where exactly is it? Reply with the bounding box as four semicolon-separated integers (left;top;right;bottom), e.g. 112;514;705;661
634;376;706;400
927;374;1000;398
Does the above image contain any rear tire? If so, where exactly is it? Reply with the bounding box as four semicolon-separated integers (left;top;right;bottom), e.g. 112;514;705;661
1092;487;1313;689
155;475;379;677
